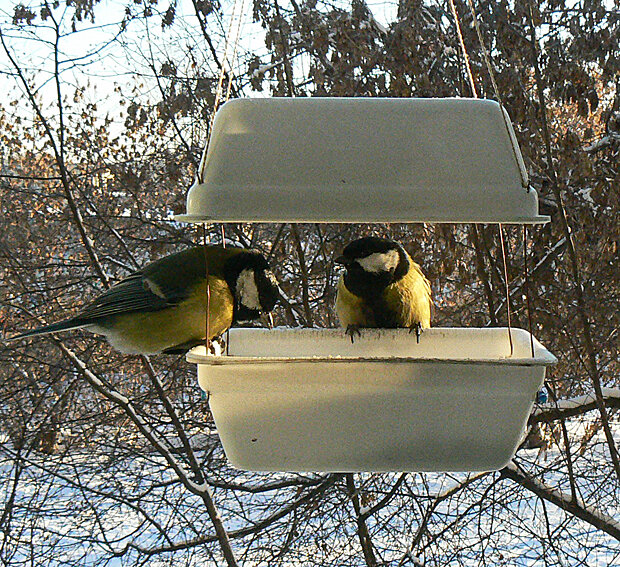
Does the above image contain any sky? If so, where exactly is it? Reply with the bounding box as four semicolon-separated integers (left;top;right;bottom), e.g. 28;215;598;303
0;0;255;128
0;0;398;108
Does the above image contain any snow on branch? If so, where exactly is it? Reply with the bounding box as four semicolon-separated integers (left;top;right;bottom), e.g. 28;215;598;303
56;342;239;565
251;60;282;79
530;388;620;425
501;461;620;541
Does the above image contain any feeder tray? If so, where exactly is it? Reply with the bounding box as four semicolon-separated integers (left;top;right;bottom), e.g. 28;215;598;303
188;328;556;472
176;97;549;224
177;97;557;472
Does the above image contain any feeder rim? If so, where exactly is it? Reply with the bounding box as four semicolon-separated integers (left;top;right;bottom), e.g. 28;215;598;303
174;214;551;225
186;351;558;367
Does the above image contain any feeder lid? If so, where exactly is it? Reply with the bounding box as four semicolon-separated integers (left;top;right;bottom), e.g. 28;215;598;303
176;97;549;224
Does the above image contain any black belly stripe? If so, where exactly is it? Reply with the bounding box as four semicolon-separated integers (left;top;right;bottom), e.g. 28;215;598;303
367;293;401;328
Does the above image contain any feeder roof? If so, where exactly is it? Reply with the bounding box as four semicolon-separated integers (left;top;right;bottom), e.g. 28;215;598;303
176;97;549;224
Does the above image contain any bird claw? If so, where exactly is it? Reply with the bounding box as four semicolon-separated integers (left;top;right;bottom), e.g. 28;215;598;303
409;323;422;343
345;325;362;344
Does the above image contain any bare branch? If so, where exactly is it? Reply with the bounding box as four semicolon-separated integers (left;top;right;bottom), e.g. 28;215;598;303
501;461;620;541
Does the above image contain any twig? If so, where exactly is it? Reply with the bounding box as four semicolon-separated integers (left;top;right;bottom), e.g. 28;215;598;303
501;461;620;541
56;343;239;566
290;224;314;326
0;27;111;289
346;474;379;567
529;388;620;425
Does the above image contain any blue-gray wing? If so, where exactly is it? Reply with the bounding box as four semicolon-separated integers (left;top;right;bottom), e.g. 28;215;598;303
77;272;187;322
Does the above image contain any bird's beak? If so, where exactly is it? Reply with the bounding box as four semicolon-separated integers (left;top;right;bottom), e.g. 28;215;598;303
335;255;347;265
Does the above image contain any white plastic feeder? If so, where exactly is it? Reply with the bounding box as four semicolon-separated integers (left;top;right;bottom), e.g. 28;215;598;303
176;97;549;224
188;328;556;472
177;97;557;472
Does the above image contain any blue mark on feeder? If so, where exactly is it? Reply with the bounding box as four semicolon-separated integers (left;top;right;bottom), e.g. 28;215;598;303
536;389;548;404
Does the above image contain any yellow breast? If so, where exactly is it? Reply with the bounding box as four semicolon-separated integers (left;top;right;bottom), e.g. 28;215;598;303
335;274;373;327
335;258;432;329
105;276;234;354
383;261;432;328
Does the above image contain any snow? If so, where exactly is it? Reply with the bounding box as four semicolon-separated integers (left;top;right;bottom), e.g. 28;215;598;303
1;408;618;566
577;186;595;206
251;61;280;79
532;387;620;414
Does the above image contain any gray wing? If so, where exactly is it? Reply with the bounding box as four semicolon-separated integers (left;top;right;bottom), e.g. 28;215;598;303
77;272;188;323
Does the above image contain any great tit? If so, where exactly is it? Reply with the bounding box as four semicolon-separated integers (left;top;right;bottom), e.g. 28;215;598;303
9;246;280;355
335;236;431;342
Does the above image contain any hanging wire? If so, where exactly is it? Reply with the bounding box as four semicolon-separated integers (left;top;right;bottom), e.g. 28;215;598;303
464;0;528;189
523;225;536;357
219;3;247;355
448;0;477;97
202;224;211;348
498;224;514;356
197;0;244;184
225;0;247;101
198;1;246;354
449;0;516;355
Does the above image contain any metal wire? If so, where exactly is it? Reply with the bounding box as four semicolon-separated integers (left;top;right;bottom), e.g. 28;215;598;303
197;0;244;183
464;0;528;189
448;0;477;97
202;224;211;350
449;0;516;354
498;224;514;356
197;2;247;353
523;225;535;358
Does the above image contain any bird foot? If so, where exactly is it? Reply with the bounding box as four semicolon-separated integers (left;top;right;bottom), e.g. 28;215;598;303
408;323;422;344
345;324;362;344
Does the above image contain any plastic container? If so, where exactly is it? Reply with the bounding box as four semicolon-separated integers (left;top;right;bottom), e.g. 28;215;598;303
176;97;549;224
188;327;556;472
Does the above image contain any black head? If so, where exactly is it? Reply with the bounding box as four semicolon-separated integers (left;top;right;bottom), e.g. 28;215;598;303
335;236;409;297
224;250;280;322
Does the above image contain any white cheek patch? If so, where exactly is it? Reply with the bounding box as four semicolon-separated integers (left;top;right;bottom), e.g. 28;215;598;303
237;268;262;310
356;250;400;273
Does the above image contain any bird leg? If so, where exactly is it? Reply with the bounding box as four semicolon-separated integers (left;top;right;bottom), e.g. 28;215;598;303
345;324;362;344
409;322;422;344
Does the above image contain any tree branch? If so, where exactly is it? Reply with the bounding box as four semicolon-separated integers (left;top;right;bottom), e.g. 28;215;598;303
530;388;620;425
117;474;342;556
501;461;620;541
526;1;620;480
346;474;379;567
0;26;111;289
56;342;239;566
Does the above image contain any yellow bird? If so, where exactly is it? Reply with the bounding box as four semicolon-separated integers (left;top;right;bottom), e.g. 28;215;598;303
335;236;431;342
10;246;280;354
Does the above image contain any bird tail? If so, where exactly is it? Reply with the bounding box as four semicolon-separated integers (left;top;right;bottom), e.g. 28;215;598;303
7;318;90;342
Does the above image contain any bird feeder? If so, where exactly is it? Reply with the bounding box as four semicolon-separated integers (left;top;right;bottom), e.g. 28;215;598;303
177;97;556;472
176;97;548;224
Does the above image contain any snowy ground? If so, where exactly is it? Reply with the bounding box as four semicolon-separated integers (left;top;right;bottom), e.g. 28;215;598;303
0;416;618;566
